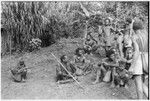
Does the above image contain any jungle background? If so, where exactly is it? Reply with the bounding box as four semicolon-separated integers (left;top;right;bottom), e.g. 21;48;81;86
1;1;149;99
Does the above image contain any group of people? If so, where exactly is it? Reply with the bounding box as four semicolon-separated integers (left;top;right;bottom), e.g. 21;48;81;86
55;17;149;99
10;17;148;99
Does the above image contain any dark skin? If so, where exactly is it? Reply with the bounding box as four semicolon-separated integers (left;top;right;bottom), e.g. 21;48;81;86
92;53;119;86
84;34;98;54
102;19;116;37
11;60;27;82
56;56;77;84
73;49;92;76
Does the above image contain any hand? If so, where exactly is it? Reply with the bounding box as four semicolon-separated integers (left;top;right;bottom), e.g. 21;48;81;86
103;62;108;66
128;66;134;74
120;57;127;62
131;36;136;41
132;19;135;23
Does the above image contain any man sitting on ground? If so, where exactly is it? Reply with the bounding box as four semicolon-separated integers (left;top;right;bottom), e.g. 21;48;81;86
73;48;93;76
11;58;27;82
92;49;119;87
56;55;77;84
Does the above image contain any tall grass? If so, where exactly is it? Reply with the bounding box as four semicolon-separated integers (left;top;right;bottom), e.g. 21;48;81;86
1;1;148;55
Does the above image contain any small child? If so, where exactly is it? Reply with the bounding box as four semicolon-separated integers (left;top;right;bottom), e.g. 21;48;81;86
115;47;133;87
102;18;115;47
84;33;97;55
11;58;27;82
56;55;77;84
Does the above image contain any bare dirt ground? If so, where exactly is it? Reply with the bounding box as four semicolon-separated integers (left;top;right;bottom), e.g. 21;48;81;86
1;38;144;99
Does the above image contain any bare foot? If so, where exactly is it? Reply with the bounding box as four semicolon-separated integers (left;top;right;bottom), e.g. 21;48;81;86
83;71;91;76
110;83;115;88
125;85;129;89
116;85;120;88
56;81;60;84
22;79;26;82
92;80;99;84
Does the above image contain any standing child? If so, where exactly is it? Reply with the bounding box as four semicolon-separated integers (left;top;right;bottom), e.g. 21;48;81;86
102;18;115;49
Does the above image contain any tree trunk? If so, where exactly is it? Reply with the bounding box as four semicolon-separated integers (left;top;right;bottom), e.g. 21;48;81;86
79;2;90;17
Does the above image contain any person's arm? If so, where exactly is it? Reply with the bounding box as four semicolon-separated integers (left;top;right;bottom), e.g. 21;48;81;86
110;26;116;32
126;59;133;63
57;64;69;76
84;40;88;45
103;59;119;67
128;37;140;72
129;19;135;36
56;65;63;75
104;62;119;67
73;55;77;63
120;57;127;62
118;35;124;58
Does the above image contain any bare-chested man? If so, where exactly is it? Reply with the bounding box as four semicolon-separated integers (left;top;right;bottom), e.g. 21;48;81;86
56;55;77;84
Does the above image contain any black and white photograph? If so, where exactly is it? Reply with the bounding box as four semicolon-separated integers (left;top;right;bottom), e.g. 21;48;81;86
1;1;149;99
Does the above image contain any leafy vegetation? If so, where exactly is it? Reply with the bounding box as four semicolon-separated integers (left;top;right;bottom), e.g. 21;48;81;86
1;1;148;55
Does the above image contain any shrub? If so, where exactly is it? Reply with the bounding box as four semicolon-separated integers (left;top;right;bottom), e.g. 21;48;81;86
28;38;42;52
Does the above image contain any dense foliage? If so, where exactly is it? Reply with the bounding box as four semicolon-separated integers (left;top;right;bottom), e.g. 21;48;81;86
1;1;148;54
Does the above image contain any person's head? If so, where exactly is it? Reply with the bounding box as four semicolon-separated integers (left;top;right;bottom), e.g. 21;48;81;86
110;47;117;55
126;47;133;59
60;55;68;63
18;57;25;66
125;17;132;26
19;60;25;66
104;18;111;26
107;49;116;61
75;48;84;56
86;33;91;40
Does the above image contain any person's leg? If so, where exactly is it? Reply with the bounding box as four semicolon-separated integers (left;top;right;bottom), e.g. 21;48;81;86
114;75;120;87
142;75;148;99
110;67;116;88
22;70;27;80
123;76;129;89
143;83;148;98
83;62;92;75
56;74;63;82
92;69;101;84
57;79;74;84
13;74;22;82
58;75;75;84
134;75;143;99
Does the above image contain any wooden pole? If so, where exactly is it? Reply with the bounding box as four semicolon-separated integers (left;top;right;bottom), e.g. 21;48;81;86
83;21;88;45
9;35;12;70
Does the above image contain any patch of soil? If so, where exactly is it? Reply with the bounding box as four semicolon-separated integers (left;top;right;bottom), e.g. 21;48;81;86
1;38;145;99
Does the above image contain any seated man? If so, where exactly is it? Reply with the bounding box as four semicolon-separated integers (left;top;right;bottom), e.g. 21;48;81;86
56;55;77;84
73;48;93;76
92;49;119;87
11;58;27;82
